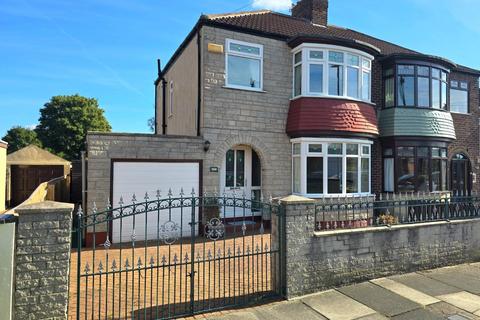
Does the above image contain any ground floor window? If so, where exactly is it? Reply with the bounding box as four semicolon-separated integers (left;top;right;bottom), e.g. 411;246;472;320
291;138;372;197
383;145;448;193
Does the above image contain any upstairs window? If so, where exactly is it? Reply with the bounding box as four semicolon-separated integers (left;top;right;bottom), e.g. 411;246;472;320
293;45;372;102
226;39;263;91
450;80;468;113
384;64;448;110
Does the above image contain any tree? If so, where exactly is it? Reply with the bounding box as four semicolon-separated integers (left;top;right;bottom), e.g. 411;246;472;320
2;126;42;153
35;95;111;160
147;117;155;132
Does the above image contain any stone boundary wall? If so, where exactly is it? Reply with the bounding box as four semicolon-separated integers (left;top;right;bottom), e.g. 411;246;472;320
280;196;480;298
14;201;74;319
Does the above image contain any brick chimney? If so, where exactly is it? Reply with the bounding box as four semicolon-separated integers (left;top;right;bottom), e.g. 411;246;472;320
291;0;328;26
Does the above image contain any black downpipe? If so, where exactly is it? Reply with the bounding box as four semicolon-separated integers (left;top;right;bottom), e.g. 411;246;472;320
154;59;160;135
196;30;202;136
162;78;167;135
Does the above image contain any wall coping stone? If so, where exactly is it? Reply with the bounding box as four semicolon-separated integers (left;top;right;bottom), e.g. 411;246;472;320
87;132;204;140
313;217;480;237
15;201;74;214
280;195;315;204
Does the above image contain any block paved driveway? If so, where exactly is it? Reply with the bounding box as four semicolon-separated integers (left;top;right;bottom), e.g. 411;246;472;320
202;263;480;320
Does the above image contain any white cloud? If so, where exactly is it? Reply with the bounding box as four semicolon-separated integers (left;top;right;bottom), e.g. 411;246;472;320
252;0;292;11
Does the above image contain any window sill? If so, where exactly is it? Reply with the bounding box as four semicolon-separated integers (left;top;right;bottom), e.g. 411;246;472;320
450;111;471;115
381;106;450;113
223;85;266;93
290;94;375;106
293;192;374;199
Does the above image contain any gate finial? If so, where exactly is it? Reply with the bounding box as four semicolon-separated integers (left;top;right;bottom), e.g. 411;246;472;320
77;205;83;217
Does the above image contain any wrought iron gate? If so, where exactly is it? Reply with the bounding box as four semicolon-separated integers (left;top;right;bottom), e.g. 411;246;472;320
73;190;284;319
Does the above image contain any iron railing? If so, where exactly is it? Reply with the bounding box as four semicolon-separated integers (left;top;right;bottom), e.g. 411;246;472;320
315;191;480;231
73;190;283;320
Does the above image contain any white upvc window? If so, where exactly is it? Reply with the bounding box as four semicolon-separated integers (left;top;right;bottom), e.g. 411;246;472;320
225;39;263;91
292;44;373;102
291;138;372;197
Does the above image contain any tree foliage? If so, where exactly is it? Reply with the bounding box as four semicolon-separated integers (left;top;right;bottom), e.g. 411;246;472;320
35;95;111;160
2;126;42;153
148;117;155;132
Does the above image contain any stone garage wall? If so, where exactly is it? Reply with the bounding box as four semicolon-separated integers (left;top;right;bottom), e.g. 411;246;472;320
280;196;480;298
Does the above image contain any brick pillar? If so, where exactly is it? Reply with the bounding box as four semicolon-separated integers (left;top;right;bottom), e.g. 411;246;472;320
14;201;74;320
279;195;315;298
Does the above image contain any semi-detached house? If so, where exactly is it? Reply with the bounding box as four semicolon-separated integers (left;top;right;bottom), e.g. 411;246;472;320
86;0;480;245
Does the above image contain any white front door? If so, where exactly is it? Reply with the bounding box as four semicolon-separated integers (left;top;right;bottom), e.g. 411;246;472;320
221;147;252;218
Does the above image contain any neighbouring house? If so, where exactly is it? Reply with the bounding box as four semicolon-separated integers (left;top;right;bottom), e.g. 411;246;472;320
0;140;7;212
6;145;71;207
86;0;480;244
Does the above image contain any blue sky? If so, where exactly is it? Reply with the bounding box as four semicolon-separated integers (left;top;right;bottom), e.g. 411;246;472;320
1;0;479;137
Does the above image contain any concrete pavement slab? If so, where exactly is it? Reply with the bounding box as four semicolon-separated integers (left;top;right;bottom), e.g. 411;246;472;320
301;289;376;320
391;308;444;320
421;266;480;294
254;300;327;320
371;278;440;306
337;282;421;317
389;272;461;296
427;301;480;320
354;313;389;319
207;310;261;320
437;292;480;314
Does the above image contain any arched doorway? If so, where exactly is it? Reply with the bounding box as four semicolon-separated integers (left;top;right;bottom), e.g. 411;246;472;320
220;145;262;217
451;153;471;196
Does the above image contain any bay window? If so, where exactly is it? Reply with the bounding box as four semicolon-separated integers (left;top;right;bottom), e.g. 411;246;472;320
293;45;373;102
291;138;372;196
382;145;448;193
383;63;448;109
226;39;263;91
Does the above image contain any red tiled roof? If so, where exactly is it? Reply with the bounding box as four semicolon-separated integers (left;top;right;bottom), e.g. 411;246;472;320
286;97;379;137
204;11;479;74
205;11;415;55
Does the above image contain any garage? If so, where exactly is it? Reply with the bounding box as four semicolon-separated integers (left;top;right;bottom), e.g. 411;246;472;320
111;160;201;243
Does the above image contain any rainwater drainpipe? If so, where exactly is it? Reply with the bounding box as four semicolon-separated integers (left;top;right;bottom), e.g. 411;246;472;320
196;29;202;136
158;60;167;135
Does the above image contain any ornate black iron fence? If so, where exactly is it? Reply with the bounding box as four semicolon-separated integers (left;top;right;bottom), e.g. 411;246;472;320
73;190;283;320
315;192;480;231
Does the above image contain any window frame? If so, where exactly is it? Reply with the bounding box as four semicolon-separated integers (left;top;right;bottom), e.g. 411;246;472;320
449;80;469;114
383;61;449;111
291;138;373;197
225;38;264;92
382;144;449;193
292;44;373;102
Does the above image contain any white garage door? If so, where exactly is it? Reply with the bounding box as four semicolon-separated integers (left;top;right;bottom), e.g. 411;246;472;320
112;161;200;243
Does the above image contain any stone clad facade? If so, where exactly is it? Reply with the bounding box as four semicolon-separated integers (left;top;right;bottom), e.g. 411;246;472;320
201;25;293;197
87;0;480;221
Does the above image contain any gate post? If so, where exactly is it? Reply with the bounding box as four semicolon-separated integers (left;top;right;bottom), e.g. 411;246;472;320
278;195;315;299
13;201;74;320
